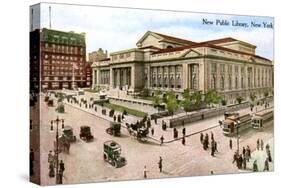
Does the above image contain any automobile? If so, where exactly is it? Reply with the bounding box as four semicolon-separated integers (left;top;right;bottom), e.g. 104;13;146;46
103;140;126;168
79;125;94;142
106;122;121;136
63;126;76;143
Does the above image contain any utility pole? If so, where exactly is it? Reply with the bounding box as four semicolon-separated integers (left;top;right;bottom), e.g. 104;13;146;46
50;116;64;184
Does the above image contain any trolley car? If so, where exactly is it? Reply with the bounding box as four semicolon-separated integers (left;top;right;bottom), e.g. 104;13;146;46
222;112;252;136
251;107;273;129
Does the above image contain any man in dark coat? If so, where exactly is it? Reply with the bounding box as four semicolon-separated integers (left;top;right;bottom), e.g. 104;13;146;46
160;135;164;146
182;128;186;136
200;133;204;144
182;137;186;145
158;157;163;173
151;127;154;136
59;160;65;174
229;139;233;150
264;158;269;171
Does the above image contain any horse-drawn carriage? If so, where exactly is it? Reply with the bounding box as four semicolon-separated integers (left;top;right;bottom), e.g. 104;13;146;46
126;121;149;142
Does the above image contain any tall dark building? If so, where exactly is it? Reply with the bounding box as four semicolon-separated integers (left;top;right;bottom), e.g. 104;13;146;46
30;28;87;90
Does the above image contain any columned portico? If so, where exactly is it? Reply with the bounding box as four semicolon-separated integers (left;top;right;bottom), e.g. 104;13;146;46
112;67;132;90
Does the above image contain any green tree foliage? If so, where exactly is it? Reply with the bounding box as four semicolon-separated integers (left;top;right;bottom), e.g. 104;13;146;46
166;90;179;116
204;90;222;107
191;90;203;108
236;96;243;104
181;89;191;113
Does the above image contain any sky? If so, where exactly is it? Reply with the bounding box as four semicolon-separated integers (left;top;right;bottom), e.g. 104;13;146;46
32;3;274;60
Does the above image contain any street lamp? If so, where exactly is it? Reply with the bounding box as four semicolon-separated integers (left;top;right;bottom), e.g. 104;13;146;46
234;120;241;154
50;116;64;184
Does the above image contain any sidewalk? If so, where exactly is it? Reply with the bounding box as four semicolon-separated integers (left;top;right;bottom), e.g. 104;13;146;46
242;138;274;172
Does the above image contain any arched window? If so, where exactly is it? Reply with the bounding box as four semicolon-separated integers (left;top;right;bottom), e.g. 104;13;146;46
167;45;173;49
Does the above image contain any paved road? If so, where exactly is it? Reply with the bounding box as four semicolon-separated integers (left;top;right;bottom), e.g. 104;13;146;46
35;94;274;185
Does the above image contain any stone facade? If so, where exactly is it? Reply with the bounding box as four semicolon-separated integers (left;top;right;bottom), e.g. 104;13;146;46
91;31;273;104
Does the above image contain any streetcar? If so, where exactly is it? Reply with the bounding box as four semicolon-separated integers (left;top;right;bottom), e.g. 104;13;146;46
251;107;273;129
222;112;252;136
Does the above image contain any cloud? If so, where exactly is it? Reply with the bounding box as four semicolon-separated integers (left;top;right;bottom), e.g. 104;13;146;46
38;3;274;60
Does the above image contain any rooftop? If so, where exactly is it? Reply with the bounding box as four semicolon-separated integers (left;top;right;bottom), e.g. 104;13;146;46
41;28;86;47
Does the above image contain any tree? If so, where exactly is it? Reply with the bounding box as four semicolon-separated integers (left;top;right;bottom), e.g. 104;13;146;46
181;89;191;114
191;90;203;109
153;95;161;108
204;90;222;107
166;90;179;116
236;96;243;104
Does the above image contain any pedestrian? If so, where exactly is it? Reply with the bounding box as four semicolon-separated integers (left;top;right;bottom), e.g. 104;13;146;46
211;143;215;157
267;150;272;162
48;150;54;164
160;135;164;146
243;156;247;170
182;128;186;136
59;160;65;174
58;170;63;184
266;144;270;152
232;151;238;164
214;141;218;152
261;139;264;151
154;117;158;125
49;161;55;178
211;132;214;141
253;160;258;172
205;133;209;149
200;133;204;144
173;128;178;139
242;147;246;157
257;139;260;150
264;158;269;171
158;157;163;173
238;154;243;169
143;165;148;178
151;127;154;136
246;145;251;161
182;137;186;145
229;139;233;150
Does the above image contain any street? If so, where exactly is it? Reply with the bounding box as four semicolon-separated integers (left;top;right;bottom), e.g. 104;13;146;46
35;94;274;185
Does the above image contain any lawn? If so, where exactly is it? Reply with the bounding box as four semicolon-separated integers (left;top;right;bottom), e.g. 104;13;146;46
103;102;147;118
137;96;155;101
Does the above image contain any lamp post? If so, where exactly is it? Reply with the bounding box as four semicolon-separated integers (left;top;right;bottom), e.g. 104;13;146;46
50;116;64;184
235;120;241;154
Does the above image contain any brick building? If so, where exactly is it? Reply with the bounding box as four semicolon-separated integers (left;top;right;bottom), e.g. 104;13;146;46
30;28;87;90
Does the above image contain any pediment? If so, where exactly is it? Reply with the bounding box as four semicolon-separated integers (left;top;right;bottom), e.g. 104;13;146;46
181;49;202;58
136;31;163;48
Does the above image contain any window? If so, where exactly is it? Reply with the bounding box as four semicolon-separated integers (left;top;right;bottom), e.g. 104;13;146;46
229;75;232;90
211;63;217;73
220;64;225;73
220;76;225;90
